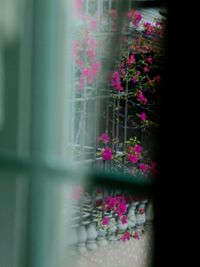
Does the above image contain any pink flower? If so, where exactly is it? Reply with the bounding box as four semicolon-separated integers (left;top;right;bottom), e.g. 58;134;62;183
136;91;148;105
90;62;101;78
105;196;116;210
155;21;161;27
138;163;149;172
111;71;123;92
116;202;127;217
143;22;155;35
143;22;151;28
97;133;110;144
133;144;142;154
75;0;84;15
127;10;142;28
143;66;149;73
133;231;140;240
122;215;128;224
145;57;153;64
128;154;140;163
128;54;135;64
131;71;140;83
86;49;96;59
81;62;101;84
102;148;113;161
132;76;138;83
139;112;147;121
102;216;110;225
135;11;142;21
81;68;90;77
120;231;131;241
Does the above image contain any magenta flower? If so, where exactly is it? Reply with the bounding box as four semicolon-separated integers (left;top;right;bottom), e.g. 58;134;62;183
111;71;123;92
136;91;148;105
128;54;135;64
105;196;116;210
133;231;140;240
135;11;142;21
143;22;155;35
81;61;101;84
127;10;142;27
143;22;151;28
90;62;101;76
122;215;128;224
139;112;147;121
128;154;140;163
131;71;140;84
138;163;149;172
81;68;90;77
102;148;113;161
155;21;161;27
120;231;131;241
116;201;127;216
133;144;142;154
145;57;153;64
132;76;138;83
143;66;149;73
97;133;110;144
102;216;110;225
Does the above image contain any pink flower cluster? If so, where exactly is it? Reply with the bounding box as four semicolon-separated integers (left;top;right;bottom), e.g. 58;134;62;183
111;71;123;92
102;216;110;225
127;54;135;64
80;61;101;84
120;231;131;241
120;230;140;242
131;71;141;84
136;91;148;105
139;112;147;121
73;13;101;91
138;163;149;172
145;56;153;64
127;9;143;27
97;133;110;144
143;22;155;35
104;195;127;222
74;0;84;16
101;148;113;161
128;144;142;163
